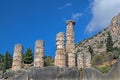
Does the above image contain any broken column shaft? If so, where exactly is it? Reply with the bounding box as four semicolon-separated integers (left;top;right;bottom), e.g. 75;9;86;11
34;40;44;67
12;44;23;71
55;32;66;67
66;20;76;68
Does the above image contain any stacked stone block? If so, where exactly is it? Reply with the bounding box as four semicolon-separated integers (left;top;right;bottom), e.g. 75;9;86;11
77;53;84;69
34;40;44;67
12;44;23;71
55;32;66;67
84;51;91;68
66;20;76;67
77;49;91;69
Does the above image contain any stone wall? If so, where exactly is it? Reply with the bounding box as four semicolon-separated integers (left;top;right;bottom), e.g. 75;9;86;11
12;44;23;71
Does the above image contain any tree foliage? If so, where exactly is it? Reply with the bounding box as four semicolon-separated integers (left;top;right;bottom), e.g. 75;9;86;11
0;53;4;63
44;56;54;66
113;47;120;59
2;51;12;73
2;55;6;73
6;51;12;69
106;32;113;53
95;66;111;73
88;46;94;58
23;48;33;64
0;53;5;73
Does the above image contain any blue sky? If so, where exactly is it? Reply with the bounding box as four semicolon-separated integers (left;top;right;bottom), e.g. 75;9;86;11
0;0;120;57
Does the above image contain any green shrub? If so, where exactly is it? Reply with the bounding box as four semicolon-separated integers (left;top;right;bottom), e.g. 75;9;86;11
92;54;104;66
96;66;111;73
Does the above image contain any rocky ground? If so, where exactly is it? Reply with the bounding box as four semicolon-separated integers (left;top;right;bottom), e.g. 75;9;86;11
1;57;120;80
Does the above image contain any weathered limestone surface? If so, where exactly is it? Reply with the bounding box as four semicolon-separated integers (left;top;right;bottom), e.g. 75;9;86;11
82;68;103;80
104;58;120;80
68;53;76;67
12;44;23;71
84;50;91;68
34;40;44;67
77;53;84;69
57;67;80;80
28;66;58;80
66;20;76;68
3;67;79;80
77;49;91;69
3;57;120;80
3;70;28;80
76;13;120;59
82;57;120;80
55;32;66;67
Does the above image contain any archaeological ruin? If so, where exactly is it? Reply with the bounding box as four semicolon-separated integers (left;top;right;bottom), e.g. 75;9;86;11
12;44;23;71
66;20;76;67
11;20;90;70
34;40;44;67
55;32;66;67
77;49;91;69
2;12;120;80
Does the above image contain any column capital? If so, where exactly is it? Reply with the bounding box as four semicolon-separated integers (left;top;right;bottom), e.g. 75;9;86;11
66;20;75;25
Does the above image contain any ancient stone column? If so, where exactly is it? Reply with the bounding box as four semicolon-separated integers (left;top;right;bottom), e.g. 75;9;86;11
34;40;44;67
84;51;91;68
66;20;76;67
55;32;66;67
77;49;91;70
12;44;23;71
77;53;84;69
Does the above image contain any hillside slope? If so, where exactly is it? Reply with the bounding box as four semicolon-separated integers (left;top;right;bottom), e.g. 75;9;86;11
76;13;120;55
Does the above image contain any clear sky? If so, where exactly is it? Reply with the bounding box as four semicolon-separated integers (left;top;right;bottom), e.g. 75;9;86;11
0;0;120;57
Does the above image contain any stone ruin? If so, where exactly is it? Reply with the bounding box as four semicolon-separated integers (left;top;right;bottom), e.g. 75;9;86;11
55;32;66;67
3;13;120;80
55;20;76;68
77;49;91;69
12;44;23;71
11;20;91;71
34;40;44;67
66;20;76;68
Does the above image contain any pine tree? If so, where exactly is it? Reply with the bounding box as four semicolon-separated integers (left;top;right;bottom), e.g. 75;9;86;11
2;51;12;73
2;54;6;73
106;32;113;53
6;51;12;69
88;46;94;58
23;48;33;64
0;53;4;63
